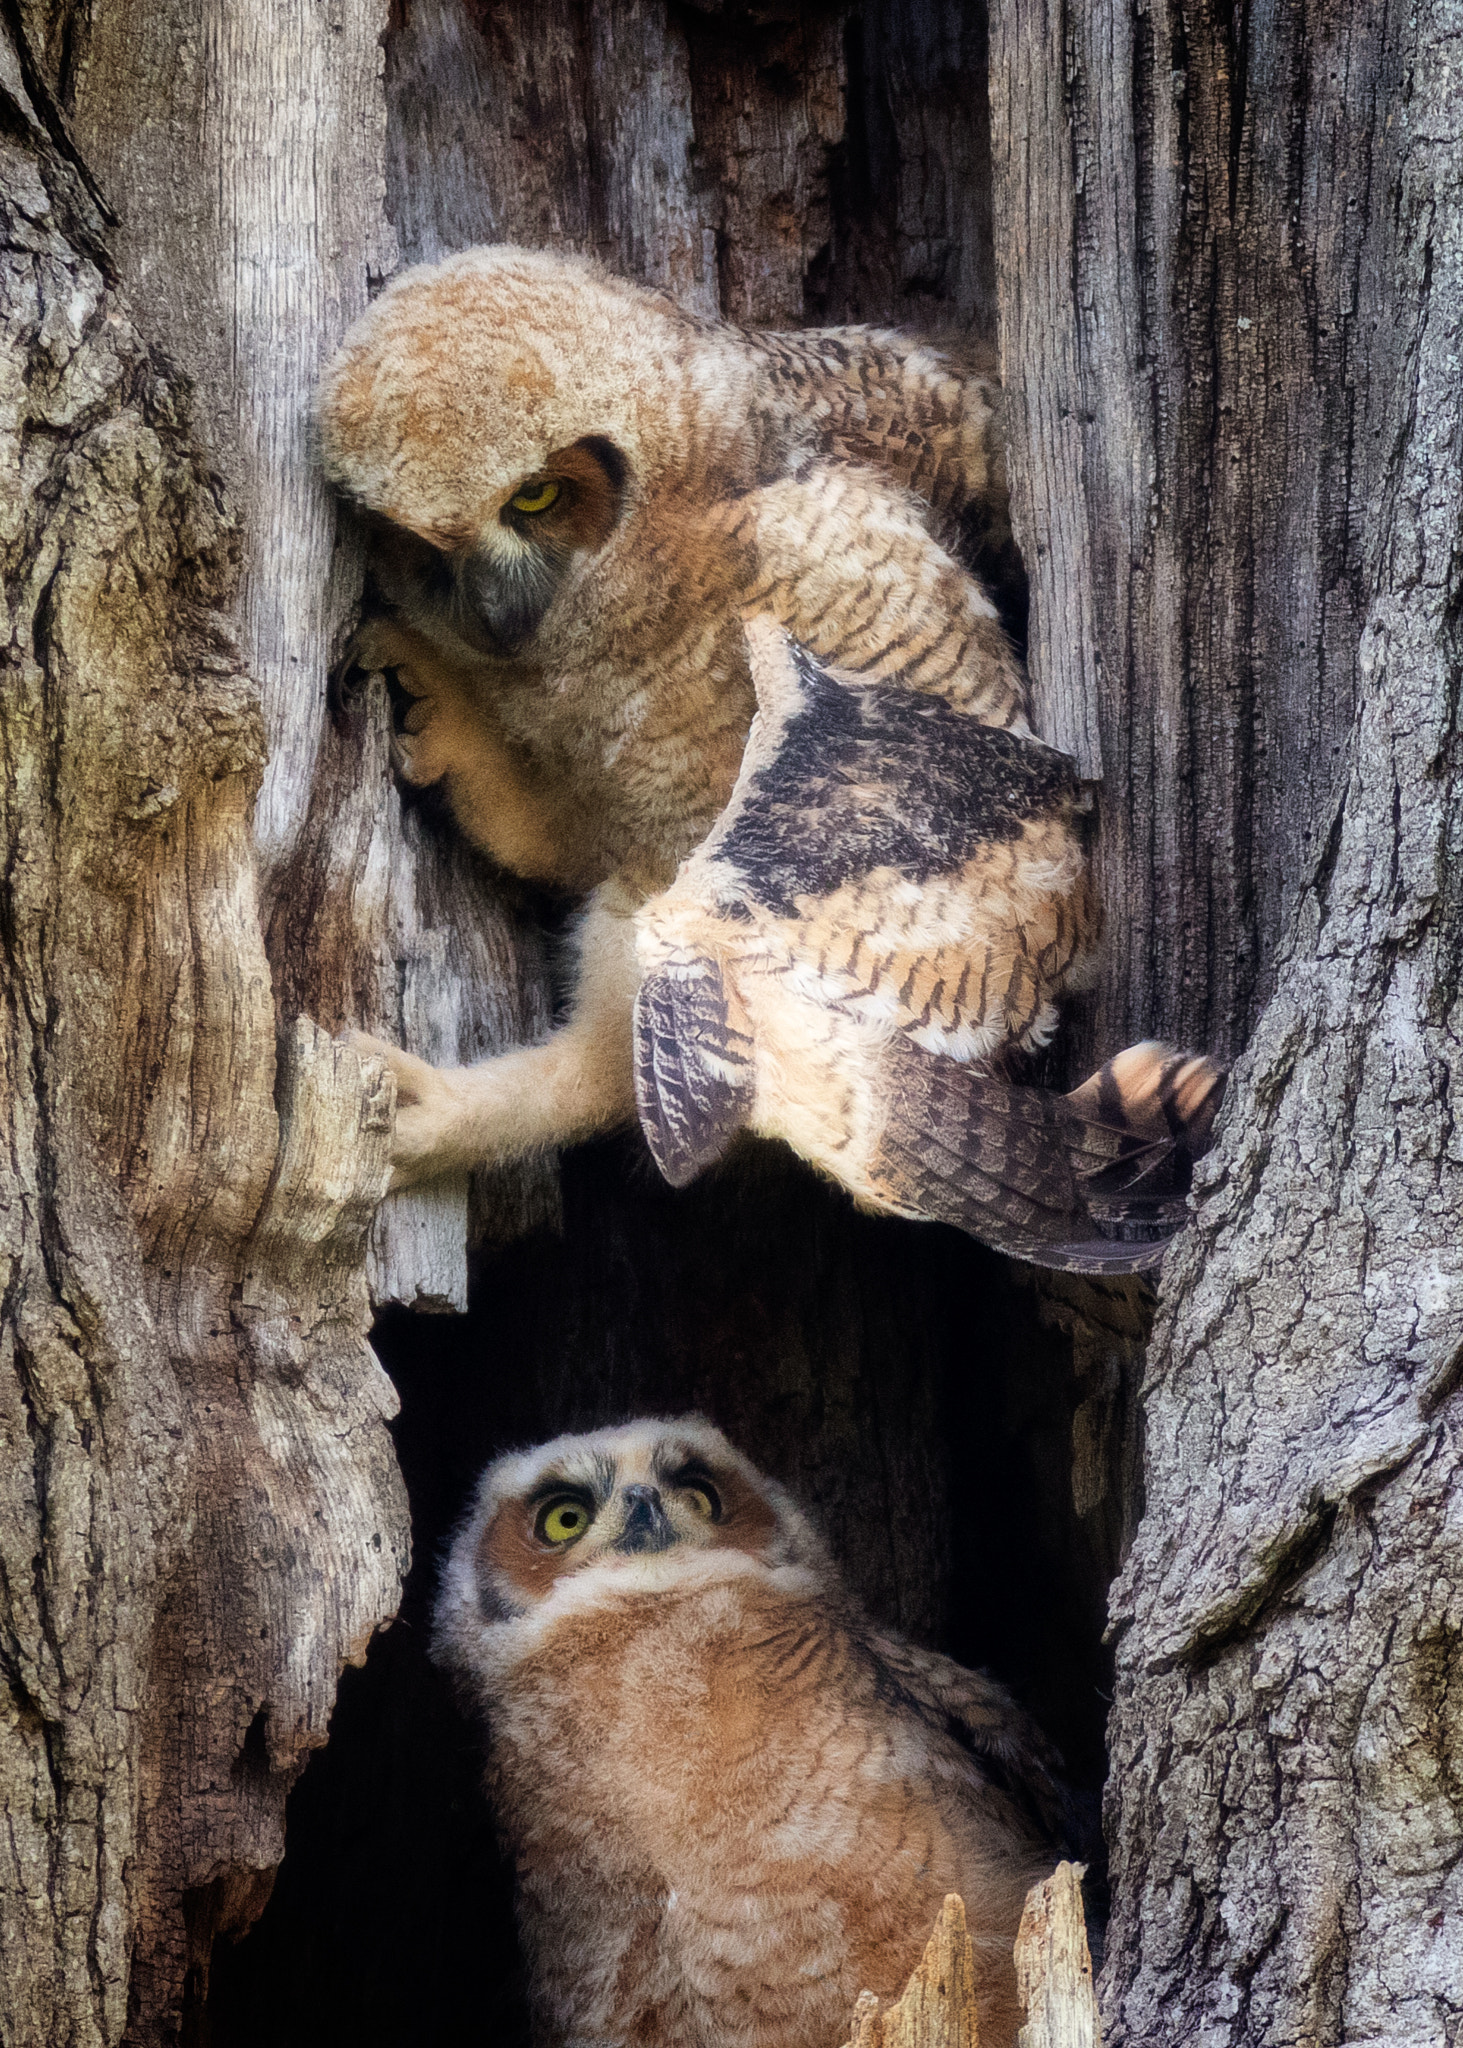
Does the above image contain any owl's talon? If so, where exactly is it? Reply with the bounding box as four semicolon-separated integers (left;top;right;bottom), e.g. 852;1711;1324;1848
389;729;427;783
343;1030;470;1188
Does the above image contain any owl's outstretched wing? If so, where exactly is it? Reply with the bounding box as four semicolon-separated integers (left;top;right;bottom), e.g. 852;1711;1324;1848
872;1038;1226;1274
634;620;1223;1271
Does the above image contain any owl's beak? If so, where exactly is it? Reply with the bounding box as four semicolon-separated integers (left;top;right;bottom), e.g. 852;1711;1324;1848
613;1484;675;1554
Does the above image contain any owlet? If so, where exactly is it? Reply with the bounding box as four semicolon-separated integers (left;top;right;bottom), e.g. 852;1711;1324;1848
317;247;1222;1268
434;1418;1064;2048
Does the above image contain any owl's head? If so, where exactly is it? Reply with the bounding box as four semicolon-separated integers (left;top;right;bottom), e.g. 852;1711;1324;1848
436;1418;828;1643
315;246;765;659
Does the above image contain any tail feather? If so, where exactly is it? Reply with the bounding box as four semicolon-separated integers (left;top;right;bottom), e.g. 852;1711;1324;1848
871;1038;1226;1274
1061;1041;1227;1231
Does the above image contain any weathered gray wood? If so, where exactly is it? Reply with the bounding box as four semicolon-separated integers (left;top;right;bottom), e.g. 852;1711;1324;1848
994;0;1463;2033
62;0;551;1312
0;30;408;2041
63;0;395;877
993;0;1377;1069
988;0;1102;778
386;0;716;312
1101;8;1463;2023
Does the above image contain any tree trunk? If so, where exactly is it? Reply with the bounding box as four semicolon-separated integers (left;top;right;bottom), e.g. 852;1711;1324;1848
0;24;406;2043
992;0;1463;2034
4;0;1456;2041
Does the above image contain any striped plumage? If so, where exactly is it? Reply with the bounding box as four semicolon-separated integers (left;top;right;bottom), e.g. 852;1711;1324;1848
317;247;1221;1261
434;1420;1061;2048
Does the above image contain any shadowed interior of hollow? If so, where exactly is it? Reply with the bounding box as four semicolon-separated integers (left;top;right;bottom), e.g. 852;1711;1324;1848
206;1132;1141;2047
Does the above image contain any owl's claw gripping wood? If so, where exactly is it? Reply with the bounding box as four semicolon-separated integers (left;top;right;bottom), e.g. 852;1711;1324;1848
343;1030;472;1188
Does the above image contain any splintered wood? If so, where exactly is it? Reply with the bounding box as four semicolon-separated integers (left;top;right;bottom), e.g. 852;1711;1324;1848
840;1867;1100;2048
841;1895;982;2048
1015;1865;1100;2048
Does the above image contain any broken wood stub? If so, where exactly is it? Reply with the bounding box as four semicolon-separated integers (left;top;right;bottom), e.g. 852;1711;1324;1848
1015;1863;1100;2048
841;1893;982;2048
840;1868;1102;2048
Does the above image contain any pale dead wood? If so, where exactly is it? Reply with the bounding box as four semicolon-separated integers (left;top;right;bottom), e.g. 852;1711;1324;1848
65;0;554;1311
840;1894;982;2048
0;36;408;2033
1014;1863;1099;2048
987;0;1101;780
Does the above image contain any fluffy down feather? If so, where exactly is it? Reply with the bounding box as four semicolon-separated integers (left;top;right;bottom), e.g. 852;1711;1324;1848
435;1419;1064;2048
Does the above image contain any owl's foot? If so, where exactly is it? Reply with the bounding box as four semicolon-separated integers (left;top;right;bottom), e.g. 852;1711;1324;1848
345;618;463;789
343;996;640;1190
343;1030;473;1189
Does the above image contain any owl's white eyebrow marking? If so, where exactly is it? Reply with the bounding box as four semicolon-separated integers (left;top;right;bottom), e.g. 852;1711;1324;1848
651;1447;714;1485
525;1451;617;1503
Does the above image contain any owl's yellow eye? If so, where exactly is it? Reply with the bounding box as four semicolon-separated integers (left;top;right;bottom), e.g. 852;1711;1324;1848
683;1484;720;1522
537;1496;591;1545
508;479;561;516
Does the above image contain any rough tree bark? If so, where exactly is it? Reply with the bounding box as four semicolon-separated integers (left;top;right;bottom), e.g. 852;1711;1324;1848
4;0;1455;2041
993;0;1463;2036
0;25;406;2044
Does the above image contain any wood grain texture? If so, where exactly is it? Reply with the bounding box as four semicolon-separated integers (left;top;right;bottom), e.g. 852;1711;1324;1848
841;1893;983;2048
1100;5;1463;2025
987;0;1101;778
1015;1864;1099;2048
62;0;396;876
59;0;553;1311
994;0;1380;1069
385;0;994;333
387;0;717;312
0;36;407;2041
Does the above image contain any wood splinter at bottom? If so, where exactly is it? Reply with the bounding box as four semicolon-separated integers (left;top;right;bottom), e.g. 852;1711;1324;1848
839;1893;981;2047
1015;1863;1100;2048
838;1863;1101;2048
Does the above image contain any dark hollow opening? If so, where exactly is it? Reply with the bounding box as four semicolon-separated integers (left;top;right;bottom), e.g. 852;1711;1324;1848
207;1135;1146;2045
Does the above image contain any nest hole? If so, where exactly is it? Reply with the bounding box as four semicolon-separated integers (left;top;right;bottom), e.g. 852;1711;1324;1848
205;1132;1147;2044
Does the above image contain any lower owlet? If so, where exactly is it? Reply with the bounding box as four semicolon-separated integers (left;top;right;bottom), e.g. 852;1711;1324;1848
434;1419;1063;2048
318;248;1222;1267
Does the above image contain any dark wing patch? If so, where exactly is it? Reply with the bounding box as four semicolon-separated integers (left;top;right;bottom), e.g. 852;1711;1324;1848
869;1039;1173;1274
633;959;755;1189
716;640;1077;917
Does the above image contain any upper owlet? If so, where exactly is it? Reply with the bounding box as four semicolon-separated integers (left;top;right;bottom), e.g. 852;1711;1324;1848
434;1417;1064;2048
317;247;1222;1268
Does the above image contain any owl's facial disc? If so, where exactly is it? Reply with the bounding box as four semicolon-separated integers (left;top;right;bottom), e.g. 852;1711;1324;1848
477;1434;784;1611
531;1464;722;1560
360;434;628;659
